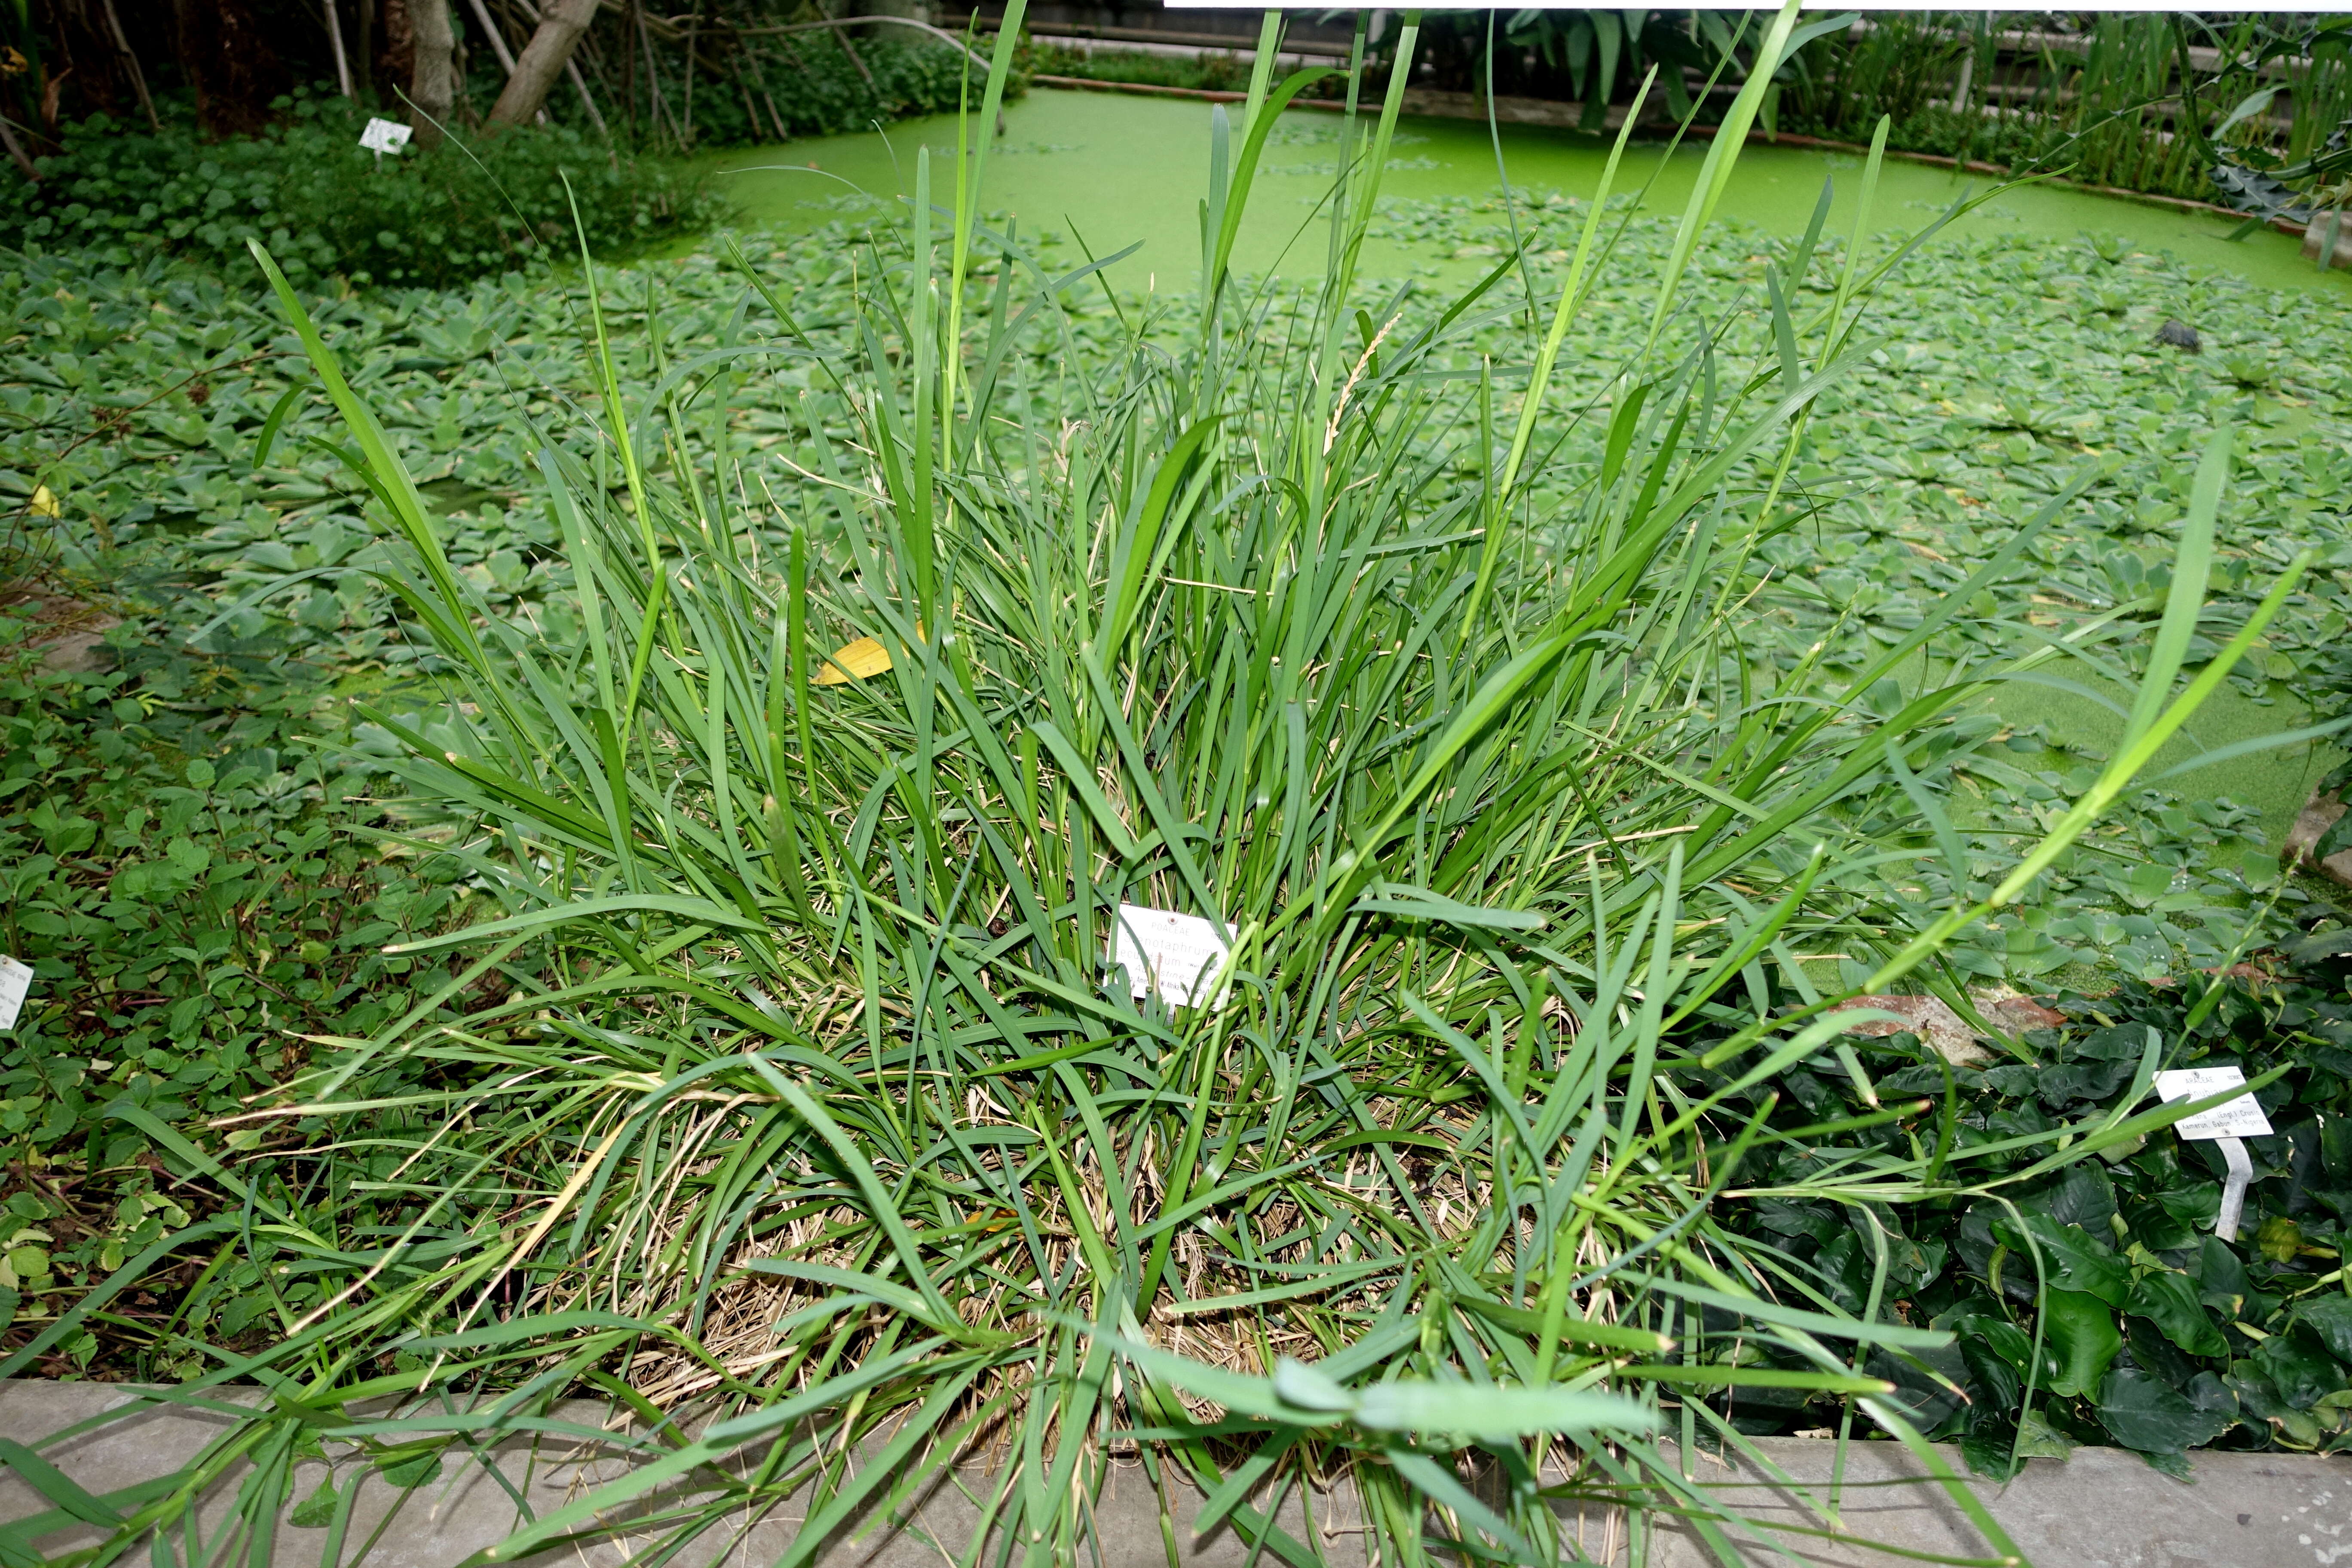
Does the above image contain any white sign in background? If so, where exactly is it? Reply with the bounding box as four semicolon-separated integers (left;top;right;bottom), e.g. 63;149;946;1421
1112;905;1234;1011
0;956;32;1033
359;117;414;156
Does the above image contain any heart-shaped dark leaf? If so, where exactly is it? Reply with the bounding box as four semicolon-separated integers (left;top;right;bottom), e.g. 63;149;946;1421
2096;1368;2235;1453
2127;1267;2227;1358
2043;1289;2125;1399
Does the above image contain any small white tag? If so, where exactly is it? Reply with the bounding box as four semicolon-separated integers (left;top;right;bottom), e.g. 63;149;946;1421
1111;904;1232;1011
0;957;31;1032
359;117;414;154
2153;1066;2272;1139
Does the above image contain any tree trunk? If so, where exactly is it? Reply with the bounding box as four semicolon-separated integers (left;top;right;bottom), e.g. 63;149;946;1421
98;0;161;131
488;0;599;127
678;3;698;147
409;0;456;144
168;0;287;135
621;0;636;137
565;56;609;137
379;0;413;104
465;0;560;125
323;0;356;99
463;0;518;74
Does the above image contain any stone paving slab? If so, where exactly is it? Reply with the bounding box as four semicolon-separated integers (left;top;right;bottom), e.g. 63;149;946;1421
0;1381;1373;1568
1646;1436;2347;1568
0;1380;2343;1566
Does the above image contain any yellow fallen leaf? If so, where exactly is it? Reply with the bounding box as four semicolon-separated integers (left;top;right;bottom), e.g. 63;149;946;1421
812;635;891;685
28;485;58;518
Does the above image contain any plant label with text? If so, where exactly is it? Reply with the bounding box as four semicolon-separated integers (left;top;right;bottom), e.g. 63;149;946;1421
1112;905;1233;1011
359;118;414;155
2153;1066;2272;1139
0;957;31;1032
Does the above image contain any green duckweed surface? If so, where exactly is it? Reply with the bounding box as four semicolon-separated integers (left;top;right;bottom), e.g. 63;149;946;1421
708;88;2350;294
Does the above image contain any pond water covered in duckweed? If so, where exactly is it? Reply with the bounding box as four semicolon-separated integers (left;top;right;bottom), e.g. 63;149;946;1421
708;88;2348;295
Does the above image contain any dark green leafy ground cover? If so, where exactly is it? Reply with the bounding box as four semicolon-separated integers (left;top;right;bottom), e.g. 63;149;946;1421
0;598;502;1369
1710;957;2352;1467
2;124;2350;1477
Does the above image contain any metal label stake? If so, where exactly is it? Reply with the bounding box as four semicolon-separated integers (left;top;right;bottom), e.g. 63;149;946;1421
2153;1066;2271;1243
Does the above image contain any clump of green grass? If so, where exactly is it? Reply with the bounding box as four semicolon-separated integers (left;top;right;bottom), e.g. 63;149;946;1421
14;6;2313;1563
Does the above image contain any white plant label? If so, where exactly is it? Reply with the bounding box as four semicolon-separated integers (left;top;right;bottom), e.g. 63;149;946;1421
2153;1066;2272;1139
2153;1066;2270;1242
359;117;414;155
0;957;31;1032
1112;905;1232;1011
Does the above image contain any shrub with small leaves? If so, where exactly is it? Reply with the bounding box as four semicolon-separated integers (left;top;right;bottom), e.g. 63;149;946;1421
6;92;712;288
691;32;1014;143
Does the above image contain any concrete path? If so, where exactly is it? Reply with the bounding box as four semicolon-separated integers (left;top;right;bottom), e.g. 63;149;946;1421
1645;1436;2347;1568
0;1379;2341;1566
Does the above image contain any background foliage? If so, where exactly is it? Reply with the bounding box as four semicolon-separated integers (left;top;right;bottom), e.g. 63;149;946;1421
1025;10;2352;215
697;32;1017;143
5;92;710;288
